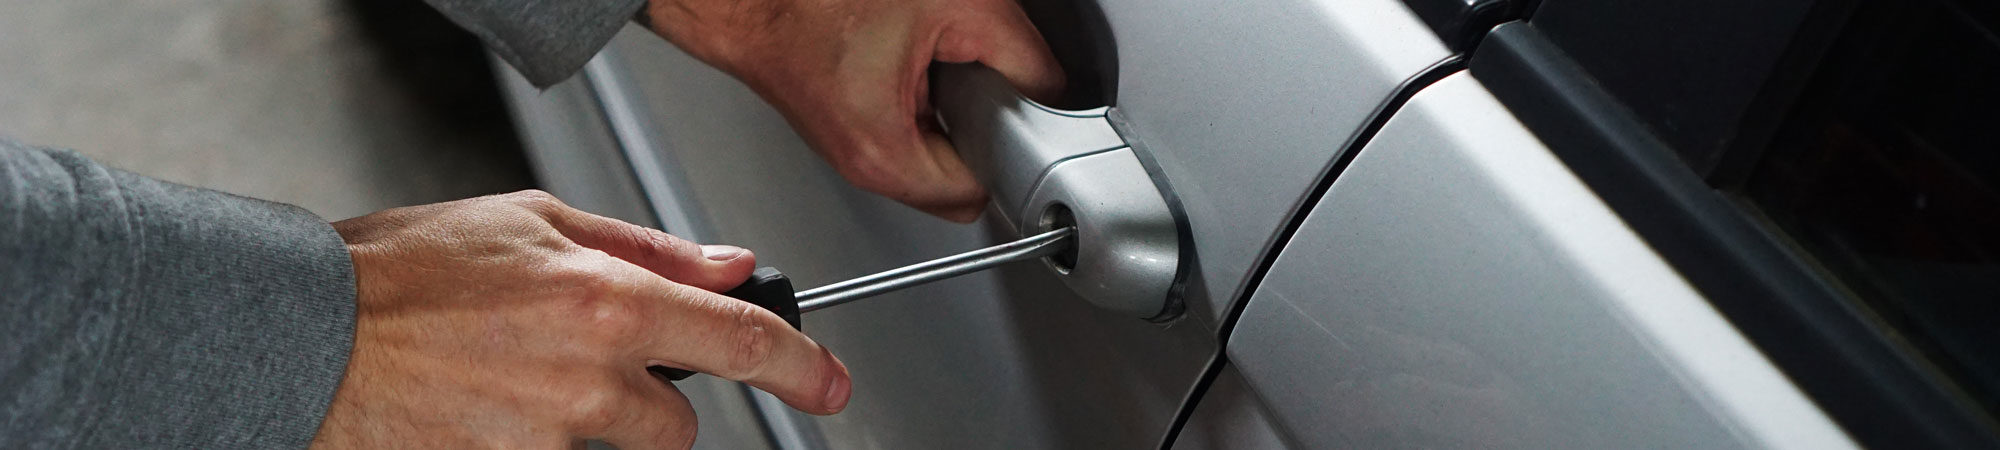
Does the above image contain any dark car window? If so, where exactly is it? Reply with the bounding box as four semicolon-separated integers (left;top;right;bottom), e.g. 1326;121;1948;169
1738;0;2000;413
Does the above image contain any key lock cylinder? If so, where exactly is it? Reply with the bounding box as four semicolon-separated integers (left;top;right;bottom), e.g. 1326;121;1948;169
933;64;1186;321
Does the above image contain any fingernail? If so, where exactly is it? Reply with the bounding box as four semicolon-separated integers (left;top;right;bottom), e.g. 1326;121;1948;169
701;245;745;261
948;208;983;223
823;373;851;412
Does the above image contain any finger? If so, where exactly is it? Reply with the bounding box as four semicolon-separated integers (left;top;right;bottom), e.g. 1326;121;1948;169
934;1;1066;103
539;203;757;292
741;30;988;221
815;123;988;223
594;371;699;450
639;282;852;415
915;130;987;222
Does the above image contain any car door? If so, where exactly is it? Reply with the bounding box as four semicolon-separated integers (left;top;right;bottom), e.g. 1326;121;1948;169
1185;70;1851;449
494;0;1455;447
1175;0;2000;448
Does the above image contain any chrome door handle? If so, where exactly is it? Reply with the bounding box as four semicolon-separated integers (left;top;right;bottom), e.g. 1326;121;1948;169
933;64;1184;321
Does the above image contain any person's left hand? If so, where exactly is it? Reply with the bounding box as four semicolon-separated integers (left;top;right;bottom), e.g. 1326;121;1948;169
311;191;848;449
639;0;1065;222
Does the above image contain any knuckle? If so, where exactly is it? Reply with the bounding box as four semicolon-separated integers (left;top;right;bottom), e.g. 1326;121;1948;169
511;188;559;202
586;303;642;342
553;264;620;294
722;304;776;380
553;269;643;339
643;228;698;262
506;189;565;214
586;304;642;342
531;227;575;252
564;386;624;435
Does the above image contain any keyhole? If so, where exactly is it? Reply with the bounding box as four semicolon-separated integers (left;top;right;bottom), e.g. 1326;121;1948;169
1040;203;1079;274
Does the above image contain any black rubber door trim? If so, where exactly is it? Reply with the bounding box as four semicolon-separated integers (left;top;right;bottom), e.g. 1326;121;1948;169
1469;21;2000;449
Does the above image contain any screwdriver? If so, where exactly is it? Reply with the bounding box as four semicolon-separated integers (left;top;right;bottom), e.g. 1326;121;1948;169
656;227;1076;380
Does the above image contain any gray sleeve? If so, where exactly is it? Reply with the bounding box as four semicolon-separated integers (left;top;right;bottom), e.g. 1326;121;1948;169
426;0;650;88
0;141;358;448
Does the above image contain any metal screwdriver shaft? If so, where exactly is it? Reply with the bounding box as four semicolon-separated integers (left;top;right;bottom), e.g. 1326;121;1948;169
662;227;1077;382
795;227;1074;312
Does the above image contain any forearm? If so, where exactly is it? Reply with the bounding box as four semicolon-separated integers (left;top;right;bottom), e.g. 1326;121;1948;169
424;0;648;87
0;142;357;448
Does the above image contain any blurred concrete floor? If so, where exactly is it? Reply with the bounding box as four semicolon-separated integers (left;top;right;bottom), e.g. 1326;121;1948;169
0;0;535;220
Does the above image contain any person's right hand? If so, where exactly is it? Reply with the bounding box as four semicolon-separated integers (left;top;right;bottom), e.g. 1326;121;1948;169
640;0;1065;223
310;190;850;449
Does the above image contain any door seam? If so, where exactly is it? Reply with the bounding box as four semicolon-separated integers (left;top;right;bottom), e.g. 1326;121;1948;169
1154;54;1467;450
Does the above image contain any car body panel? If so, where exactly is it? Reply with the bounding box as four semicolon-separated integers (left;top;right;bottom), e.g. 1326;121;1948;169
1223;72;1852;448
1170;365;1297;449
1098;0;1451;326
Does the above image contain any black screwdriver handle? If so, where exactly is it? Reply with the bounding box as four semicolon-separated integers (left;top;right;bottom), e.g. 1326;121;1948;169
655;267;802;381
728;267;804;330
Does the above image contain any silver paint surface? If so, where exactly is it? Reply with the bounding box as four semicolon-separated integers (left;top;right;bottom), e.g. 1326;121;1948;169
1225;73;1853;449
1019;149;1183;318
1170;365;1297;450
1098;0;1452;326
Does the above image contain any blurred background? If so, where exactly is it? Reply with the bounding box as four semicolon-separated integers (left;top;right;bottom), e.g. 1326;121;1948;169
0;0;535;220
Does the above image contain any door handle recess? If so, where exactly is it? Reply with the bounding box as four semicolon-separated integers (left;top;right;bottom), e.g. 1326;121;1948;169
933;64;1183;320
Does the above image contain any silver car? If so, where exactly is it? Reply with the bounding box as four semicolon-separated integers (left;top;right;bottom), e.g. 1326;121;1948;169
494;0;2000;447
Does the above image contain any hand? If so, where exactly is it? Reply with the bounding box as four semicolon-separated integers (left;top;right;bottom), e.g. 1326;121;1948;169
311;190;850;449
641;0;1065;222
